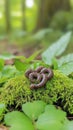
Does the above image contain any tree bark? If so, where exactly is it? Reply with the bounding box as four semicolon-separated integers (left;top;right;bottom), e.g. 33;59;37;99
5;0;11;33
21;0;26;31
35;0;70;31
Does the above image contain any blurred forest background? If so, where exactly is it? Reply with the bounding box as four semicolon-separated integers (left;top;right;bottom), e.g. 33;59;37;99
0;0;73;57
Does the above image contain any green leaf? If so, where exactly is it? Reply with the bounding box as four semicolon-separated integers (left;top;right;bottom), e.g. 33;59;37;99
0;104;5;116
45;105;57;112
22;101;46;121
14;59;29;71
15;55;26;61
4;111;34;130
58;62;73;75
36;113;63;130
58;53;73;67
45;105;66;121
0;59;4;71
36;105;66;130
42;32;72;65
52;58;58;69
26;51;41;62
0;66;23;84
62;121;73;130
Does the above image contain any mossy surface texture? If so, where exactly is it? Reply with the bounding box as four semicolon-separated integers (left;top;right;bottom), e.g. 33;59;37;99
0;70;73;114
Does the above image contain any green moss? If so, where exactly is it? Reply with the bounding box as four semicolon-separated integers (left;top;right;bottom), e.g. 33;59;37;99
0;75;31;107
69;73;73;79
0;71;73;114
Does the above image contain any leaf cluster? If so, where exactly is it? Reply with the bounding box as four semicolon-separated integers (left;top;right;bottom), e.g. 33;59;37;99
42;32;73;75
4;101;73;130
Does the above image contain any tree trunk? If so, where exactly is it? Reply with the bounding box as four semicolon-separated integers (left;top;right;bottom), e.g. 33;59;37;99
5;0;11;33
35;0;70;31
21;0;26;31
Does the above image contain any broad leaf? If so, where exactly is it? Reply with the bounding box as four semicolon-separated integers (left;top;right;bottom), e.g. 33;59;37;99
36;113;63;130
45;105;57;112
4;111;34;130
36;105;66;130
62;121;73;130
58;53;73;67
42;32;72;65
58;62;73;75
45;105;66;121
14;59;29;71
22;101;46;121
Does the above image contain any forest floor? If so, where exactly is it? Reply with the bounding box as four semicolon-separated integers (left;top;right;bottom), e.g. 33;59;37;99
0;40;41;57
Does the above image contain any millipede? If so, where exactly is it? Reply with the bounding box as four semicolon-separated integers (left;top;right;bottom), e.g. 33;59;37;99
29;72;42;83
35;66;44;73
25;66;54;89
30;74;47;89
25;69;33;78
40;68;54;80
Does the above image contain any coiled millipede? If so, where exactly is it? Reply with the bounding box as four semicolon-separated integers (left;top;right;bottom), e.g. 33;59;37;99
40;68;53;80
25;66;54;89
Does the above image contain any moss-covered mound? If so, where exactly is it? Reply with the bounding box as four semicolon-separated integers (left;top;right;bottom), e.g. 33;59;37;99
0;70;73;114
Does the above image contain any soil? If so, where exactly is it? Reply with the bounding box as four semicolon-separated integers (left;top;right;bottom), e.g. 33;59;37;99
0;125;9;130
0;40;42;57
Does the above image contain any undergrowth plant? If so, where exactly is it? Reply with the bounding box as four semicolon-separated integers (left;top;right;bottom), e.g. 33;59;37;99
4;101;73;130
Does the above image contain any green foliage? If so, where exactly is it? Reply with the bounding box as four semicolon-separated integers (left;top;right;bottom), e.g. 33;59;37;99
0;54;15;60
14;52;44;71
22;101;46;120
58;54;73;67
0;66;23;84
0;59;4;71
0;53;26;60
50;11;73;31
52;58;58;69
26;50;41;62
32;28;53;41
0;103;5;120
4;103;73;130
41;32;73;75
0;70;73;115
4;111;34;130
58;62;73;75
36;105;66;130
42;32;72;65
0;53;47;85
57;53;73;75
50;11;67;30
62;121;73;130
14;59;27;71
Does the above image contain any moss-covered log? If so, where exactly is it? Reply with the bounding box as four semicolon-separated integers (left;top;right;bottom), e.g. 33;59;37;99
0;70;73;115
